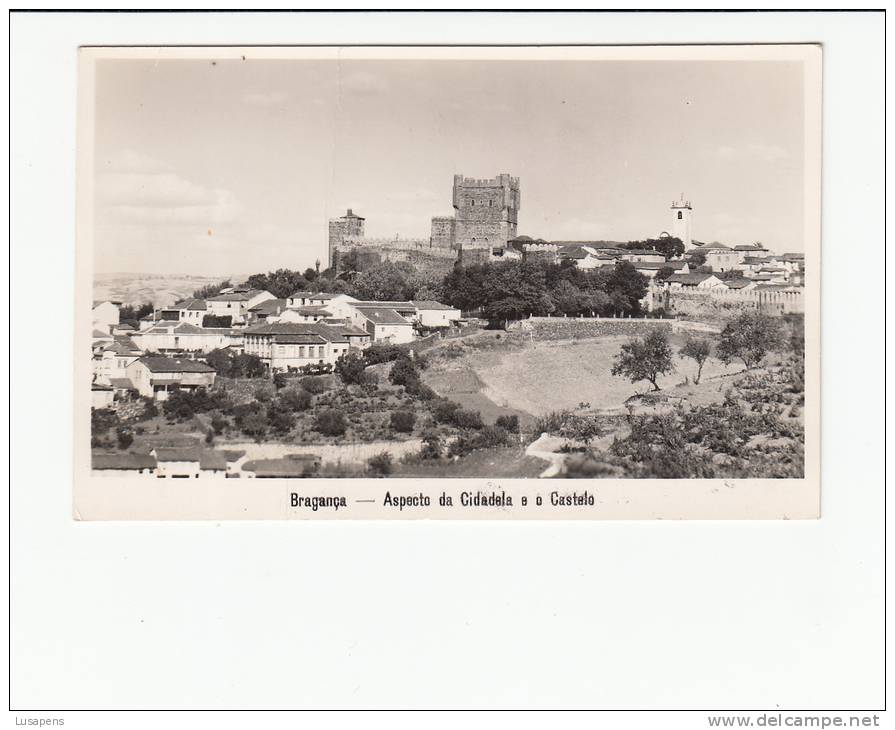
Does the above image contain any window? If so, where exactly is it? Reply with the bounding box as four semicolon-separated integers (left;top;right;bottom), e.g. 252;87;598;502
299;346;306;358
677;211;683;220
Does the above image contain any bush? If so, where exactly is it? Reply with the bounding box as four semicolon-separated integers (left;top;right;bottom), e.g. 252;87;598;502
240;410;268;439
279;388;312;412
389;357;419;387
452;408;484;430
334;351;370;385
495;414;519;433
299;376;328;394
273;372;289;390
116;426;133;450
163;388;228;421
91;408;119;436
367;452;394;477
390;410;416;433
363;343;412;366
211;414;229;435
430;399;460;424
315;408;348;437
447;425;512;457
205;428;215;445
267;401;296;435
419;430;443;460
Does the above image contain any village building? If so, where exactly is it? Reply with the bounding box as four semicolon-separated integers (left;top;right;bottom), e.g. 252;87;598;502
93;335;142;385
242;454;322;478
150;448;228;478
130;322;244;354
665;272;725;290
632;260;690;279
92;300;121;333
277;305;333;324
350;306;415;344
204;287;276;325
242;322;354;371
618;249;667;264
91;383;115;409
91;453;158;477
125;356;217;401
158;298;208;324
701;244;741;273
246;298;288;324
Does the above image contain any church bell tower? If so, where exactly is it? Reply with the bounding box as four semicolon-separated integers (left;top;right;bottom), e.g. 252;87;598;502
671;195;692;249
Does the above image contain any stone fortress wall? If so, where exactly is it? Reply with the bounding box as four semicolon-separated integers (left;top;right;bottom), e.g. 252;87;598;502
328;173;521;272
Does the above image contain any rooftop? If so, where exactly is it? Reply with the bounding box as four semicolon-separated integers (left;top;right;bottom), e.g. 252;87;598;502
92;453;156;471
355;307;412;326
137;356;216;374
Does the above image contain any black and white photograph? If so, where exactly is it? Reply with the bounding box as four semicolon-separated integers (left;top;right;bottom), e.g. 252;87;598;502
74;45;821;519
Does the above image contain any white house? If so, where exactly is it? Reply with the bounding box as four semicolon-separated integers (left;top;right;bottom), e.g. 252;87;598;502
91;383;115;409
151;448;227;478
130;322;244;354
242;322;353;372
286;291;359;319
125;356;217;401
277;305;333;324
157;298;208;325
701;244;741;273
93;336;142;385
410;300;462;328
665;272;725;290
204;288;276;325
618;249;667;264
350;306;415;344
92;301;121;333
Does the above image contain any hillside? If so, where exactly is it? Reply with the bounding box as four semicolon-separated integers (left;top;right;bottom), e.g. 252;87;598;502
93;272;249;308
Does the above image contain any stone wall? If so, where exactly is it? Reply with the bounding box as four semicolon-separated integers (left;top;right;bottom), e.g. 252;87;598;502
658;287;804;324
429;217;456;249
508;316;720;340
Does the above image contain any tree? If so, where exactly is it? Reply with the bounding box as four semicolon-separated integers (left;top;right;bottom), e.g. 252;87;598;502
655;266;676;282
625;236;684;261
279;387;312;412
495;414;520;433
680;337;712;384
367;452;393;477
717;312;784;370
686;251;707;268
334;351;369;385
390;410;416;433
353;261;416;301
193;279;231;299
240;410;268;439
267;400;296;435
119;302;154;324
611;329;676;391
202;314;233;328
602;261;649;315
315;408;348;437
116;426;133;450
245;269;310;299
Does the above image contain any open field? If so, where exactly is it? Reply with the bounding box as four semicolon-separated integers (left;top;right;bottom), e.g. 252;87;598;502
423;333;740;419
94;272;248;308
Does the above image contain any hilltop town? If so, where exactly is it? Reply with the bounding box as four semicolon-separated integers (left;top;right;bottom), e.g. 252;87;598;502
91;173;806;480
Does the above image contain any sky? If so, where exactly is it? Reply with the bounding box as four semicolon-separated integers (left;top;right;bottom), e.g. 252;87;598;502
92;56;806;275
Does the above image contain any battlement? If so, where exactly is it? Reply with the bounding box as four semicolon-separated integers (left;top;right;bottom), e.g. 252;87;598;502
341;236;430;250
454;173;520;189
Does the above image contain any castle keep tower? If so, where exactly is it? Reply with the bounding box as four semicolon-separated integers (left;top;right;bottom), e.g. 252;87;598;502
328;209;365;267
430;173;520;252
671;195;693;249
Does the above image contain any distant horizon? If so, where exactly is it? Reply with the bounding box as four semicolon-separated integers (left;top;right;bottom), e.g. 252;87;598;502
92;53;807;276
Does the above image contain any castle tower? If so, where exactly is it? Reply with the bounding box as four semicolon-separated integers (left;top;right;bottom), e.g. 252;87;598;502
327;208;365;268
450;173;520;250
671;195;692;249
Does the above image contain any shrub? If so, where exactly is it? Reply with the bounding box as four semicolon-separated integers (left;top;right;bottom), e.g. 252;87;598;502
495;414;519;433
315;408;348;437
279;388;312;412
447;425;512;457
273;372;289;390
299;376;327;394
91;408;119;436
115;426;133;450
390;410;416;433
367;452;393;477
240;410;268;439
452;408;484;430
267;401;296;435
388;357;419;388
363;343;412;366
205;428;215;445
163;388;229;422
430;399;460;424
334;351;370;385
419;430;443;460
211;414;229;435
